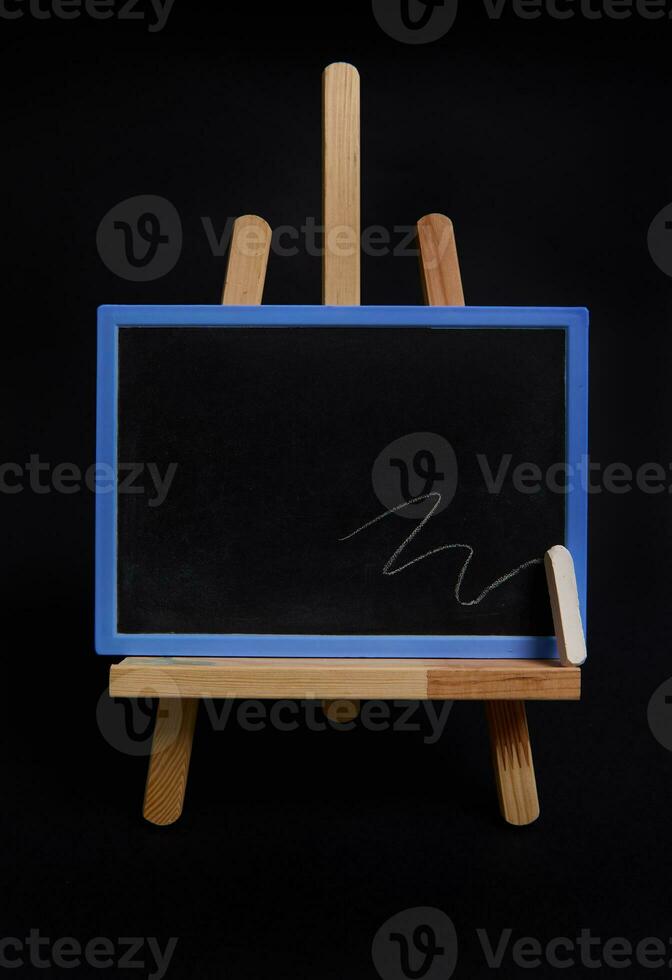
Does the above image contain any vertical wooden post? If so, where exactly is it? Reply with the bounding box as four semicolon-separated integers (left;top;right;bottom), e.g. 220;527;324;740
417;211;540;826
322;63;361;723
323;63;360;305
141;215;272;825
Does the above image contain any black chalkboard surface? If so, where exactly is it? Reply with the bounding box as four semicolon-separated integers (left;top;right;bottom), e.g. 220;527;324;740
94;306;588;658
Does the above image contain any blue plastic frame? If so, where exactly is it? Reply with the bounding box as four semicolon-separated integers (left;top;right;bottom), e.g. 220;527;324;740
96;305;588;658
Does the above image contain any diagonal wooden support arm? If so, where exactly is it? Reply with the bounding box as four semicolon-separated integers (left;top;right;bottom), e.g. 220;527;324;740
222;215;272;304
141;214;272;826
418;213;464;306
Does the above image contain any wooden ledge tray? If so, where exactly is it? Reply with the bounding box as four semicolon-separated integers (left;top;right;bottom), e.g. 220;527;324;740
109;657;581;701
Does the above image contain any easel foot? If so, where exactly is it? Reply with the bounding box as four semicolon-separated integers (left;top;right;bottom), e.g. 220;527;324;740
143;698;199;826
485;701;540;826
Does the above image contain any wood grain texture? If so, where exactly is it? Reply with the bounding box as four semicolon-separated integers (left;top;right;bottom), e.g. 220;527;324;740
417;213;464;306
426;660;580;700
322;63;360;305
418;210;542;825
110;658;580;701
545;545;587;666
221;214;271;305
485;701;540;825
143;698;199;826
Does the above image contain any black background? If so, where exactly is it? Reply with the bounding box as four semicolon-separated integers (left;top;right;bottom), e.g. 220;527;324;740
3;1;672;978
117;326;564;637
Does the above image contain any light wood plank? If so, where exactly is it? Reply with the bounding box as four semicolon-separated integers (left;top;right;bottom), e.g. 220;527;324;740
110;658;580;701
143;698;199;826
426;660;579;700
323;63;360;305
544;545;587;666
485;701;540;825
221;214;271;305
417;213;464;306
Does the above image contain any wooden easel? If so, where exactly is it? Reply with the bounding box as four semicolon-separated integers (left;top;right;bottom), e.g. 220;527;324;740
109;64;586;827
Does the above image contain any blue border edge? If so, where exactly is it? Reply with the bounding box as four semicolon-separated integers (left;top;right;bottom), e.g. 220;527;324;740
95;305;589;659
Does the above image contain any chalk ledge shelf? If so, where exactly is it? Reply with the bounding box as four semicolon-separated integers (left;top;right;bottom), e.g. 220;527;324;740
109;656;581;701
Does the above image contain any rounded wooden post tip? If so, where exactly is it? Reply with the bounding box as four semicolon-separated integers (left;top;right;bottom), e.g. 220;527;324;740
418;212;454;229
323;62;360;79
231;215;272;253
234;214;271;229
417;214;464;307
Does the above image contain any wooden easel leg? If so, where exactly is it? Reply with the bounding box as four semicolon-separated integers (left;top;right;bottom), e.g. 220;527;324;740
143;698;199;826
485;701;540;826
139;213;272;827
417;214;541;827
142;212;270;826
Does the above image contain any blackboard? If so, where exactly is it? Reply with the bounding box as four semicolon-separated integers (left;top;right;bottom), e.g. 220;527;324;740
96;306;588;658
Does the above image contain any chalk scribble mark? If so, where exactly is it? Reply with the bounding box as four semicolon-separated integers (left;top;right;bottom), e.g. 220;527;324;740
339;491;542;607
